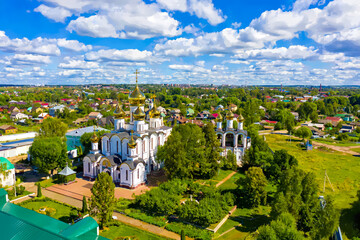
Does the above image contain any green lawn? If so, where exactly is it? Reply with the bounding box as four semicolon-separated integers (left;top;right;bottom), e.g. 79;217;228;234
18;197;79;223
215;206;271;240
100;223;169;240
37;178;56;188
196;169;235;186
266;134;360;239
218;171;244;191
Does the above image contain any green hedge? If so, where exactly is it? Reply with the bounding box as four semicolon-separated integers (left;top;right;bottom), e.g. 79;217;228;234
165;221;213;240
127;210;167;227
57;174;76;183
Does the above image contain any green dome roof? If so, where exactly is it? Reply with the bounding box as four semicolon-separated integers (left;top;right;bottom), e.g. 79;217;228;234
0;157;14;170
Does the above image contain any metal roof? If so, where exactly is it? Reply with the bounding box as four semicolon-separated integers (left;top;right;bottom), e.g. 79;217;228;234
58;164;76;176
0;157;14;170
0;189;108;240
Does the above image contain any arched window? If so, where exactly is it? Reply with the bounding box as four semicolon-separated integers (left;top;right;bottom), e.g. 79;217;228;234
143;141;146;152
88;162;90;173
107;140;109;152
151;138;153;149
158;136;161;145
116;141;119;153
137;169;139;179
126;170;128;181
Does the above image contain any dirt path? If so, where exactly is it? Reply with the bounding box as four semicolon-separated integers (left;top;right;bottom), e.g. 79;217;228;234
311;141;360;156
216;171;236;188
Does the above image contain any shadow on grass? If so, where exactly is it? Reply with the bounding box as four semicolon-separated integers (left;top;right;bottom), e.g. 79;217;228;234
340;191;360;238
232;213;271;233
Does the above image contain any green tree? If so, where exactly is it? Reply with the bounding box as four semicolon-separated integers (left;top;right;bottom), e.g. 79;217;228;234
257;212;305;240
38;118;67;138
29;137;68;175
222;150;237;170
37;184;42;198
267;150;298;181
238;167;268;207
181;230;186;240
311;196;340;240
202;123;221;177
89;172;116;229
82;196;88;214
294;126;312;140
157;124;208;179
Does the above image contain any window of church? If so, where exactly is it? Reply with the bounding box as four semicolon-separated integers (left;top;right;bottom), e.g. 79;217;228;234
143;142;145;152
151;138;153;149
117;141;119;153
88;162;90;173
107;140;109;152
126;170;128;181
158;136;161;145
137;169;139;179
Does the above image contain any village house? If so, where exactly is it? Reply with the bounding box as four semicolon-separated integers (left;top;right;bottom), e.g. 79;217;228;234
0;125;17;134
10;112;29;121
88;112;103;120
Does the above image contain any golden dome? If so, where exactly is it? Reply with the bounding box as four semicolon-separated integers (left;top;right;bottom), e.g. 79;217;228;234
216;113;223;122
128;130;137;149
133;103;145;121
114;104;126;119
129;69;145;105
150;96;160;118
238;113;244;122
90;126;99;143
226;110;234;120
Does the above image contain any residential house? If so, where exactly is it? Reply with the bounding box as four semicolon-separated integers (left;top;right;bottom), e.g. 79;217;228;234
49;105;65;117
229;104;238;112
291;112;299;121
325;116;343;126
186;108;194;116
38;112;49;119
335;114;355;122
31;107;43;114
171;109;181;115
98;116;114;128
8;106;19;113
0;125;17;134
10;112;29;121
340;125;354;133
88;112;103;120
215;105;224;111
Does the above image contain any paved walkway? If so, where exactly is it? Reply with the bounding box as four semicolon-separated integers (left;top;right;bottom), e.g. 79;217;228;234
45;178;150;200
113;212;180;240
311;141;360;156
216;171;236;188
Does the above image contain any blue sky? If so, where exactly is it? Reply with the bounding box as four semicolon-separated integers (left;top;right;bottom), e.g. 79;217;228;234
0;0;359;85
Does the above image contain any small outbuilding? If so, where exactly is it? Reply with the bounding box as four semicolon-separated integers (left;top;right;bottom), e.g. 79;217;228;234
58;164;76;184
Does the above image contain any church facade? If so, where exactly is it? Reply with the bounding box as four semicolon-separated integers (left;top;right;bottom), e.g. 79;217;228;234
215;111;251;164
83;74;172;189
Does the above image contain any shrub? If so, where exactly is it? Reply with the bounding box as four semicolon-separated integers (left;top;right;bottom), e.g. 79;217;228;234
127;210;167;227
165;221;212;240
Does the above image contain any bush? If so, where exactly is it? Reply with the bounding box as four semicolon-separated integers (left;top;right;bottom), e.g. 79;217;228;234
165;221;213;240
127;210;167;227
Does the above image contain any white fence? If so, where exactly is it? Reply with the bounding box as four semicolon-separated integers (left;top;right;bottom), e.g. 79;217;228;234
0;132;37;142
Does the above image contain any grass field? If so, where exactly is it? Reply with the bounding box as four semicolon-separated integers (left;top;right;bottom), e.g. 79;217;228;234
266;134;360;239
100;223;169;240
19;197;78;223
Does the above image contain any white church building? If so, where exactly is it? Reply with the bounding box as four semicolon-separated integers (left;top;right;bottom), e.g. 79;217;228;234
83;73;172;189
215;111;251;164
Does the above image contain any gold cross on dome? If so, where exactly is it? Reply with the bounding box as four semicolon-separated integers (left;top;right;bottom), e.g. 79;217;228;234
134;69;140;84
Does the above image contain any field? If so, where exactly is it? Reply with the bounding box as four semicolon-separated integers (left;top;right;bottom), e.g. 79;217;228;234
312;137;360;147
266;134;360;239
